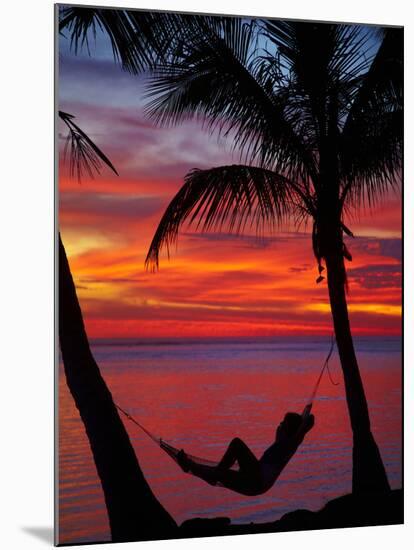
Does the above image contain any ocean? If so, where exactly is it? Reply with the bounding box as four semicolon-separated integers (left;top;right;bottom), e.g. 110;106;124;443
58;336;402;544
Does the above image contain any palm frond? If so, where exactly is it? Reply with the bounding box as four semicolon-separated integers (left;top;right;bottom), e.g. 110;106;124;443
342;27;403;133
263;22;376;149
59;6;180;72
59;111;119;181
340;27;403;208
144;16;318;184
145;165;305;269
340;109;402;209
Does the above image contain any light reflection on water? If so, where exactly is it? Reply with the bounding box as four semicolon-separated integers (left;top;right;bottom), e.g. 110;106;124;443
58;336;402;544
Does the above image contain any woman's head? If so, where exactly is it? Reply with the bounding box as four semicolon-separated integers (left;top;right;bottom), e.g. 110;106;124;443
275;412;302;442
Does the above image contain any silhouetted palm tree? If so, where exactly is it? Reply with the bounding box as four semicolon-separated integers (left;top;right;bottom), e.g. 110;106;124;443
58;110;177;542
143;19;402;493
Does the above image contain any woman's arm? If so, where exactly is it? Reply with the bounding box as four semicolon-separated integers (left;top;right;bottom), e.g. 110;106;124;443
289;413;315;449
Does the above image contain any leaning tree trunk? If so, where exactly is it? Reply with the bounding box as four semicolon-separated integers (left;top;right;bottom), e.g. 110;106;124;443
59;233;177;541
325;250;391;494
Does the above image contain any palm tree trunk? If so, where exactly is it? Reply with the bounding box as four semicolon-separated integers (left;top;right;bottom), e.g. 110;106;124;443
58;233;177;541
325;251;391;494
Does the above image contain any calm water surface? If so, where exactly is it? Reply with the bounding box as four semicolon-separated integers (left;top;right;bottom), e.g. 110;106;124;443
58;336;402;544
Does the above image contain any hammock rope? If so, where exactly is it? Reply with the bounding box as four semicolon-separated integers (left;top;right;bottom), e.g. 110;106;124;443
115;336;338;472
304;334;338;411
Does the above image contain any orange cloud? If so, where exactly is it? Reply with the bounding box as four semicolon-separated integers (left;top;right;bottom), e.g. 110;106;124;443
59;182;402;339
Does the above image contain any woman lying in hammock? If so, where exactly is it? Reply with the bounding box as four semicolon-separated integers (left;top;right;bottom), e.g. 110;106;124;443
176;409;315;496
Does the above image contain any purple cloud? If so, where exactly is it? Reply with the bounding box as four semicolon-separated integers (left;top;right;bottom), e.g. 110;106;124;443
345;236;402;262
348;263;401;289
60;191;164;220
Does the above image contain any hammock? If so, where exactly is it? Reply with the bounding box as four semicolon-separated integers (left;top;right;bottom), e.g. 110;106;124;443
115;336;338;474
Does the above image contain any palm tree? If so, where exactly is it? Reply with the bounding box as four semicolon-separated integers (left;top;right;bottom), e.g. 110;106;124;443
143;19;403;494
58;110;177;542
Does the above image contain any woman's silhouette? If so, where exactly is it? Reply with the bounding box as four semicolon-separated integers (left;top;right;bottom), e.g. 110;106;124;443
177;409;315;496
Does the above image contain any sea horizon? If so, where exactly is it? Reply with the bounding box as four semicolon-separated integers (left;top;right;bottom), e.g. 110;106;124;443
88;333;402;345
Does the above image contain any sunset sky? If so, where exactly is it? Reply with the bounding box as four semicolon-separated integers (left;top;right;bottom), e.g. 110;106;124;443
58;21;402;339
